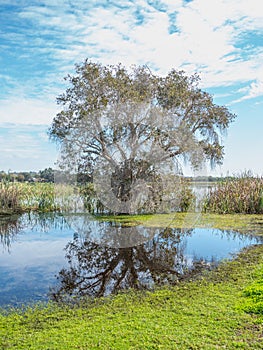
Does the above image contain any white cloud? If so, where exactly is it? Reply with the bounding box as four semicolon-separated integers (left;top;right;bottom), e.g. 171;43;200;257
0;97;59;125
232;79;263;103
245;80;263;98
1;0;263;116
1;0;263;174
161;0;184;11
77;0;263;96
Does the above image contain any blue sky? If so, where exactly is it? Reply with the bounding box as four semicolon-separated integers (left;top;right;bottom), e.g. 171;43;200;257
0;0;262;176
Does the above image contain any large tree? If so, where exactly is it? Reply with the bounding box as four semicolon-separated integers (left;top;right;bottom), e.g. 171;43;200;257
49;60;235;214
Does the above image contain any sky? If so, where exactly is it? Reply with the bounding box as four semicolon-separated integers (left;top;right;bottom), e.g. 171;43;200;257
0;0;262;176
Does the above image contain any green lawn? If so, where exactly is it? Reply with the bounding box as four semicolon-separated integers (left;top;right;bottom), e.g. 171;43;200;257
1;243;262;349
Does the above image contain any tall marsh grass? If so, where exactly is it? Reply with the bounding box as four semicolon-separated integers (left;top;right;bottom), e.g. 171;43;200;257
203;173;263;214
0;182;58;214
21;183;58;212
0;182;22;213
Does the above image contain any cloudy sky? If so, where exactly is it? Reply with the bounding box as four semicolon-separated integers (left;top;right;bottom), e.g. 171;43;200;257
0;0;262;176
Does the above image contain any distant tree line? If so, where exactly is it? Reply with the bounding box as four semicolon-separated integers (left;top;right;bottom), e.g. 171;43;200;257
0;168;238;185
186;175;235;182
0;167;55;183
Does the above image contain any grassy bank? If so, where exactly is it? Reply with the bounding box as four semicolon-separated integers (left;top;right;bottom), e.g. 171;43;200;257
0;244;262;349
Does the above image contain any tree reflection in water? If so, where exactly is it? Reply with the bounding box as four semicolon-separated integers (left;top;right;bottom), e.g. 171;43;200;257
50;226;213;302
0;215;23;252
0;212;69;252
1;213;261;305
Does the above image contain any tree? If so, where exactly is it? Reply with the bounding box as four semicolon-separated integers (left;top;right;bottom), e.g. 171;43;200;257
39;167;55;183
49;60;235;214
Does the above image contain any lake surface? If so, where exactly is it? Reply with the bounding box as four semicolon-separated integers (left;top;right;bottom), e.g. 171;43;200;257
0;212;262;307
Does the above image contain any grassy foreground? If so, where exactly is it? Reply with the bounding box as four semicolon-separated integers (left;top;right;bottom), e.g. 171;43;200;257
1;244;262;349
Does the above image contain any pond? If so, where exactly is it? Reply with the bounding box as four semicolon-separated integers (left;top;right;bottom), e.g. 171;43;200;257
0;212;262;307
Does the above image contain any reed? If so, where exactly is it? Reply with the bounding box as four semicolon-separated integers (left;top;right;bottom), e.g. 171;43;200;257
20;183;58;212
203;172;263;214
0;182;22;213
0;182;59;214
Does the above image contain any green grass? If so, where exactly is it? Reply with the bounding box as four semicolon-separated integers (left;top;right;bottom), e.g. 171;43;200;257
1;245;263;349
240;263;263;315
96;212;263;235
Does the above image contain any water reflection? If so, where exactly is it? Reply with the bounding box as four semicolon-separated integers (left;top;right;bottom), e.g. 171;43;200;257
50;226;262;302
0;215;22;252
64;214;158;248
0;213;262;307
50;228;187;301
0;213;73;307
0;212;70;251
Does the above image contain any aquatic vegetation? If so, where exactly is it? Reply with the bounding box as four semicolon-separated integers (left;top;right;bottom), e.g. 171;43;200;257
0;182;22;213
21;183;58;212
79;177;196;215
79;183;104;214
0;182;58;214
203;173;263;214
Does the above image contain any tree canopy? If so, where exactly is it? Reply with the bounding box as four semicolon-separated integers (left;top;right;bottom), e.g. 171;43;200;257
49;59;235;214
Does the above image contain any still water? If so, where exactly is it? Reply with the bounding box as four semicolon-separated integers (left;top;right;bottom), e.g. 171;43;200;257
0;212;262;307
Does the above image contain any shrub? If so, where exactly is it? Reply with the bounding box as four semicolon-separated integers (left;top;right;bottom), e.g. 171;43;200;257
80;177;196;215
